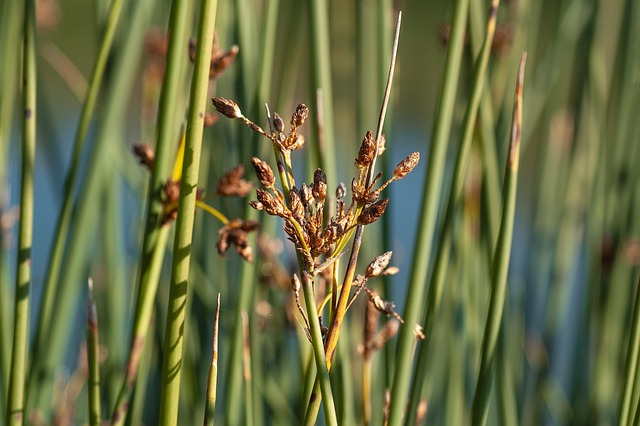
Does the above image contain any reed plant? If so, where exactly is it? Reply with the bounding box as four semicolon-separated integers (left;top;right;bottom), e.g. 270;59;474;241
2;0;640;424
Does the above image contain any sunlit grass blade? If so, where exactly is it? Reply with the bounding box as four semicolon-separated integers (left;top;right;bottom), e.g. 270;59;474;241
471;52;526;426
158;0;219;422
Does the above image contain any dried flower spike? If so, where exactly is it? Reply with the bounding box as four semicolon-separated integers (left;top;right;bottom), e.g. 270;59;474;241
355;131;376;168
212;97;243;119
365;251;393;278
256;189;287;218
251;157;276;189
393;152;420;180
312;169;327;203
358;198;389;225
292;104;309;128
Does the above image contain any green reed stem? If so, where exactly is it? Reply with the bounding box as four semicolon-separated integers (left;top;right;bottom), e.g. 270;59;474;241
5;1;35;424
386;0;469;423
158;0;218;422
204;294;221;426
30;0;125;390
471;52;526;426
86;279;102;426
618;274;640;426
224;1;279;420
309;0;337;186
405;2;500;423
110;0;192;421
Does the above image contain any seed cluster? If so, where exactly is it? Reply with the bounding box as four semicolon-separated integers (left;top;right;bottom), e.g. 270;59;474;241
212;97;421;331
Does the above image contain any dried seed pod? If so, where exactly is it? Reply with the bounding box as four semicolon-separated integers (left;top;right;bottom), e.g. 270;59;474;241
289;187;305;223
216;165;253;197
365;251;393;278
256;189;286;217
210;45;239;79
299;184;313;207
292;104;309;127
250;157;276;189
291;273;301;292
393;152;420;180
358;198;389;225
312;169;327;203
249;200;264;211
212;97;242;119
272;112;285;133
336;182;346;200
288;134;305;151
133;144;155;170
355;131;376;168
382;266;399;276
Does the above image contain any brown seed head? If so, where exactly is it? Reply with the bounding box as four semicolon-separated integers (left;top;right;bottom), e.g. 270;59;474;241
358;198;389;225
336;182;346;200
216;165;253;197
292;104;309;127
312;169;327;203
162;179;181;204
212;97;242;119
365;251;393;277
250;157;276;189
210;45;239;79
355;131;376;168
393;152;420;180
133;144;155;170
249;200;264;211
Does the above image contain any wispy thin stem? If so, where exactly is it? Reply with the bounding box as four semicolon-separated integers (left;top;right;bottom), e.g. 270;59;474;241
86;279;102;426
204;294;221;426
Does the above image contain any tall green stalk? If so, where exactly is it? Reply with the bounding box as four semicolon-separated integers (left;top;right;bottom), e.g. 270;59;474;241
5;1;36;424
617;274;640;426
309;0;337;186
386;0;469;423
471;52;526;426
158;0;219;422
110;0;192;422
204;294;221;426
405;1;500;423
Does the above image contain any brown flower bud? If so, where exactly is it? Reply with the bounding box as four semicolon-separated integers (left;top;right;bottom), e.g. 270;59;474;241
212;97;242;119
358;198;389;225
162;179;181;203
365;251;393;277
250;157;276;188
312;169;327;203
133;144;155;170
249;200;264;211
272;112;284;133
256;189;286;217
393;152;420;180
355;131;376;168
292;104;309;127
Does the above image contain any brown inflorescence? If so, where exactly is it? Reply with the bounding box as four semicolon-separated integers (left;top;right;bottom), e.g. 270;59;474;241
216;165;253;197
